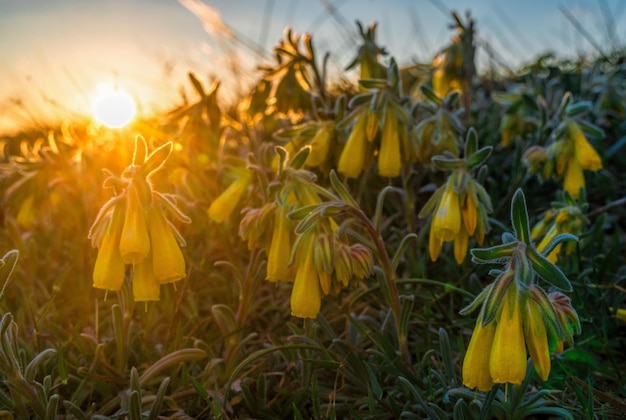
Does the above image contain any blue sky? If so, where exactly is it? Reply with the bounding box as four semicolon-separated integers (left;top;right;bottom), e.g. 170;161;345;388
0;0;623;134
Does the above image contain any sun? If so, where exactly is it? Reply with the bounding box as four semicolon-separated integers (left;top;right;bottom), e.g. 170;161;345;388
91;84;137;128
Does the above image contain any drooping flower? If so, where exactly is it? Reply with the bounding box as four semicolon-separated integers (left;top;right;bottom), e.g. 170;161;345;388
208;170;252;224
148;204;186;284
462;311;496;392
92;203;126;291
266;203;297;282
119;183;151;265
489;284;527;385
524;298;551;381
88;136;190;302
132;254;160;302
462;189;580;391
526;119;603;199
290;233;323;319
377;105;402;177
338;112;368;178
433;182;461;242
532;194;588;263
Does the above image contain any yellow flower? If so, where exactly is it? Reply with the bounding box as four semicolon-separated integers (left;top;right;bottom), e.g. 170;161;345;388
338;113;368;178
569;121;602;171
148;206;186;284
266;204;296;282
461;187;478;235
93;205;126;291
462;314;496;392
563;156;585;199
536;224;560;263
378;106;401;177
433;184;461;242
524;300;551;381
453;224;469;264
306;121;333;168
208;172;251;223
119;184;151;265
132;254;160;302
428;216;444;262
290;237;322;319
489;288;527;385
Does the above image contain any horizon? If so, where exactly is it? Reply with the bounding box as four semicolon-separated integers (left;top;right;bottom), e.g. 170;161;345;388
0;0;623;136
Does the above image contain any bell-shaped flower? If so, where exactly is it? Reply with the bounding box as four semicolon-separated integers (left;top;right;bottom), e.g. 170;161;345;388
119;183;151;264
489;284;527;385
377;106;402;177
132;254;160;302
524;298;551;381
208;171;252;224
433;182;461;242
290;234;323;319
266;204;297;282
92;204;126;291
148;205;186;284
338;113;368;179
462;311;496;392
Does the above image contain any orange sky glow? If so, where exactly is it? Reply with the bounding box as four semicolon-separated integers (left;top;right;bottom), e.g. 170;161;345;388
0;0;621;135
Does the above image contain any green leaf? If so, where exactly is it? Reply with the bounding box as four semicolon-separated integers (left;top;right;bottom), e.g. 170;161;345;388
459;283;492;315
464;127;478;157
373;186;404;232
527;247;573;291
420;84;443;105
511;189;532;244
466;146;492;169
148;377;170;420
577;119;606;139
288;145;311;169
329;170;359;208
358;78;388;90
431;156;465;170
470;242;516;264
540;233;578;257
390;233;418;273
565;101;592;116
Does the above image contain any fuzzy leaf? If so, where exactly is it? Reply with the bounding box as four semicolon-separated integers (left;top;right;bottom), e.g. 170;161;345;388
527;247;573;292
511;189;532;244
540;233;578;257
466;146;492;169
470;242;516;264
464;127;478;157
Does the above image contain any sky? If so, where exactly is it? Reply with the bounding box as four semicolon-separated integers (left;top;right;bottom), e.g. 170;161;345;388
0;0;623;135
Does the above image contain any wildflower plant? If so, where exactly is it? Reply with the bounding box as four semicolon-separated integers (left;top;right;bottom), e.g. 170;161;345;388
413;86;465;164
337;58;413;178
522;92;604;199
88;135;190;302
461;189;580;392
531;190;589;263
419;127;492;263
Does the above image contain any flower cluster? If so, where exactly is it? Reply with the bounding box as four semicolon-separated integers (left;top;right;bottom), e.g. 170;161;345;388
431;12;475;98
461;189;580;392
419;128;492;264
531;192;589;263
88;136;190;302
336;58;413;179
523;104;603;199
240;148;374;318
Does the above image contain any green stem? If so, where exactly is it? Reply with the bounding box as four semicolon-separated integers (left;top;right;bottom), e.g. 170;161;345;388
236;247;261;327
346;206;411;366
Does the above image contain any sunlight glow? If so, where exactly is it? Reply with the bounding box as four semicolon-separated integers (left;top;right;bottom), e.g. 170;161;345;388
91;84;136;128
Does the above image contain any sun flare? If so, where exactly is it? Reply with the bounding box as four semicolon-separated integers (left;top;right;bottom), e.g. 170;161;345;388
91;84;136;128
